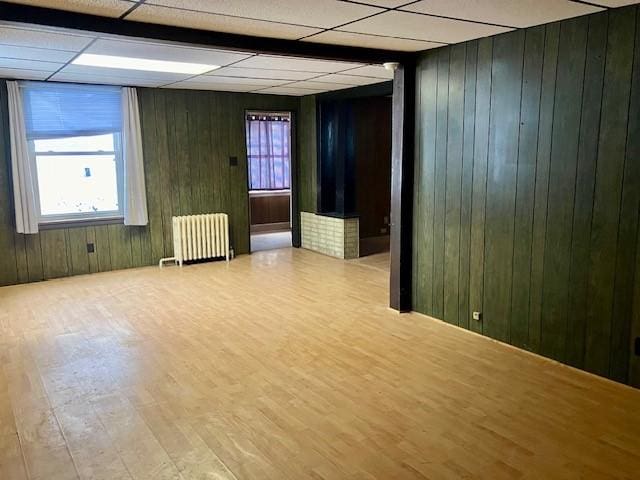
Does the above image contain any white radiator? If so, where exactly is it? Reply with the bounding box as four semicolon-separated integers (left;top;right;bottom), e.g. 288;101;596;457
159;213;230;267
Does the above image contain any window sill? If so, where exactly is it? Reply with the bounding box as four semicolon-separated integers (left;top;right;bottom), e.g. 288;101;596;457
249;189;291;198
39;216;124;230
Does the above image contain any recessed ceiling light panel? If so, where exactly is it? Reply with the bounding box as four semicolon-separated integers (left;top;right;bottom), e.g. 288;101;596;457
72;53;219;74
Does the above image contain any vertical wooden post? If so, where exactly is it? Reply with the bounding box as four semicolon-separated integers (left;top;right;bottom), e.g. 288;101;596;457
390;62;415;312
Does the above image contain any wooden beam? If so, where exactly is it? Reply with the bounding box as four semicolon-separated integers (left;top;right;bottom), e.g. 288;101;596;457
0;1;410;64
389;62;415;312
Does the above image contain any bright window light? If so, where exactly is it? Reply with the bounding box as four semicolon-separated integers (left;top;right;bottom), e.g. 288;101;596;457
72;53;219;75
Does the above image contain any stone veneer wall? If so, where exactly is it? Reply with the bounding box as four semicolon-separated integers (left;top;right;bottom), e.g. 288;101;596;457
300;212;359;259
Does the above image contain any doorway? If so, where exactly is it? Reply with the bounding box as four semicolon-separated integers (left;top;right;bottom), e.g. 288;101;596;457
246;111;293;252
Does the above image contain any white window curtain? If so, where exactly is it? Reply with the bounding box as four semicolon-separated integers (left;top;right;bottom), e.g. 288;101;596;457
121;87;148;226
7;81;39;234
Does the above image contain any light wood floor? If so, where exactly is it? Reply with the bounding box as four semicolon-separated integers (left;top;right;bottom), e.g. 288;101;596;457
1;248;639;480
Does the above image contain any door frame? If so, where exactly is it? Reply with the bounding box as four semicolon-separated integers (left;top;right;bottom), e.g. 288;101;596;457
243;109;299;253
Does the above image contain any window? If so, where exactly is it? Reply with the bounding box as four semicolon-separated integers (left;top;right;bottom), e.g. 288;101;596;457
31;133;123;221
22;82;123;224
246;112;291;191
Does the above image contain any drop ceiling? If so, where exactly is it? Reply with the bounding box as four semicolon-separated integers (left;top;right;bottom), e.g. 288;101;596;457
0;0;638;95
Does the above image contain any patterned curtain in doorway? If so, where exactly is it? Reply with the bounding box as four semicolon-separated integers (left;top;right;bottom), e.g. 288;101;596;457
246;112;291;190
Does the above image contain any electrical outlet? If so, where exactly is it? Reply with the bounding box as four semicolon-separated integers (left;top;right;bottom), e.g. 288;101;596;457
229;156;238;166
472;311;482;321
87;243;95;253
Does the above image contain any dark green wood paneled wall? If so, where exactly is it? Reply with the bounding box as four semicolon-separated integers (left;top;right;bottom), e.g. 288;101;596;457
0;84;298;286
298;95;317;214
412;6;640;385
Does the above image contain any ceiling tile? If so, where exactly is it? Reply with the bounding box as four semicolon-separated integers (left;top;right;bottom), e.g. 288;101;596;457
0;25;94;51
0;66;50;80
84;38;250;67
338;10;512;44
145;0;382;28
400;0;603;29
339;64;394;79
289;80;355;90
58;63;191;82
51;71;164;87
0;57;62;72
165;81;260;92
348;0;417;6
179;75;287;87
303;30;442;52
233;55;364;73
257;86;325;96
127;5;322;40
207;66;319;81
0;44;77;63
4;0;136;17
313;73;388;85
590;0;639;5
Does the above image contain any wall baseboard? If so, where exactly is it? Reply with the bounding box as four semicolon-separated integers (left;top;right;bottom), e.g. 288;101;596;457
250;222;291;234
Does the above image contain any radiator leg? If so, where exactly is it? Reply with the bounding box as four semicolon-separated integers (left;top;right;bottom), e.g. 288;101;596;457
159;257;176;268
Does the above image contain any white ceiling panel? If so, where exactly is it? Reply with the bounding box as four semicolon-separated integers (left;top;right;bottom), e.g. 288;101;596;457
0;44;77;63
58;63;191;82
84;38;251;67
339;10;513;44
303;30;442;52
313;73;388;85
176;75;286;87
51;71;165;87
257;86;325;96
234;55;364;73
207;66;319;81
128;5;323;40
0;57;62;72
339;64;394;79
289;80;355;90
400;0;603;29
166;78;279;92
0;25;94;51
5;0;136;17
145;0;382;29
0;66;51;80
348;0;417;6
590;0;639;6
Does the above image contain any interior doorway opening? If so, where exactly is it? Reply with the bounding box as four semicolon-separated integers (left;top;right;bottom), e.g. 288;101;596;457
246;111;293;252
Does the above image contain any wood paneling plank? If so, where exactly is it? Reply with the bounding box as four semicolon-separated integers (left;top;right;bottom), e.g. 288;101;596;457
458;40;477;331
565;13;608;369
610;6;640;383
40;229;70;279
469;37;493;335
510;25;544;350
94;225;112;272
139;89;164;264
432;48;450;320
540;17;588;362
413;54;438;315
483;30;524;343
585;9;635;377
107;224;132;271
443;43;465;326
528;23;560;352
67;227;89;276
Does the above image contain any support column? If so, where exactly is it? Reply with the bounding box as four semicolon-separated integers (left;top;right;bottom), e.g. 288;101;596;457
389;62;415;312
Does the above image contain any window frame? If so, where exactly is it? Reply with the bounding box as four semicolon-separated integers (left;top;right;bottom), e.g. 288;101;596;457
28;132;125;226
246;111;292;192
